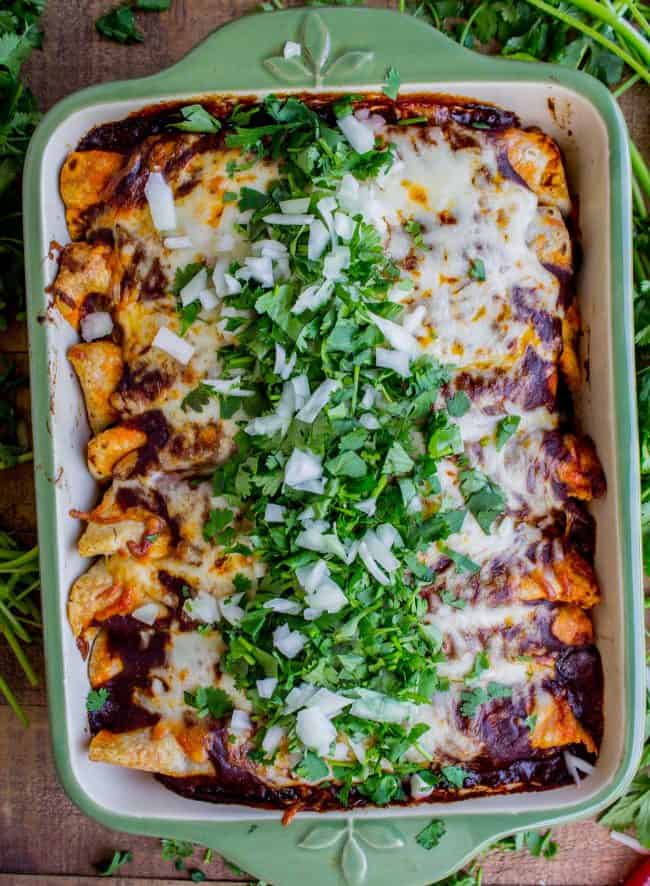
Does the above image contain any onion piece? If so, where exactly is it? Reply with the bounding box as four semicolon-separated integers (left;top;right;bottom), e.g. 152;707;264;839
337;173;360;212
355;497;377;517
377;523;403;550
292;280;334;314
295;559;329;593
164;235;192;250
230;709;252;735
291;375;310;411
308;219;330;261
263;598;302;615
262;724;286;755
263;213;314;226
131;602;160;625
284;449;323;489
376;347;411;378
144;171;177;231
180;268;208;306
349;688;411;724
281;197;310;214
403;304;427;334
240;255;274;288
274;343;297;380
264;503;286;523
80;311;113;342
563;750;594;785
296;379;340;423
323;246;350;281
359;412;380;430
410;773;434;800
245;414;289;437
358;539;390;585
183;592;219;624
363;530;400;572
203;378;254;397
273;623;306;659
215;232;236;253
296;707;336;758
283;40;301;58
360;384;376;410
152;327;194;365
308;688;352;717
284;683;318;714
254;239;288;259
256;677;278;699
609;831;650;854
337;114;375;155
220;600;244;625
369;311;420;355
334;212;355;241
306;577;347;613
224;273;242;294
199;288;219;311
295;528;347;562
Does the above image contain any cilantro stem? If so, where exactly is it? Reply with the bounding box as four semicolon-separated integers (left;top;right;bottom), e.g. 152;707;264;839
0;620;38;685
563;0;650;59
631;140;650;198
522;0;650;83
613;71;641;95
0;674;28;727
460;0;488;47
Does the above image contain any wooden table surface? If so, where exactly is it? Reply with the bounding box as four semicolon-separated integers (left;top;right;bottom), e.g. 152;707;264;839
0;1;648;882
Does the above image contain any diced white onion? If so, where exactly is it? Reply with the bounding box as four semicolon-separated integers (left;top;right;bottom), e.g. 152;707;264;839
303;607;322;621
308;219;330;261
360;385;376;409
410;773;435;800
274;343;297;380
369;311;420;355
291;375;310;411
359;412;380;430
403;304;427;335
296;379;340;423
349;738;367;764
203;377;254;397
131;602;160;625
199;288;219;311
295;559;329;593
308;688;351;717
264;597;302;615
283;40;301;59
264;503;286;523
144;171;176;231
337;174;359;212
296;707;336;758
338;114;375;155
334;212;355;241
152;327;194;365
220;601;244;625
262;724;286;755
284;683;317;713
164;235;192;250
377;523;403;549
323;246;350;281
273;623;307;659
245;414;288;437
609;831;650;854
80;311;113;342
358;540;390;585
284;449;323;489
295;528;347;562
241;255;274;288
254;239;288;258
224;273;241;294
355;497;377;516
306;577;347;613
263;213;314;226
281;197;310;214
292;280;334;314
293;478;326;494
230;709;252;735
183;592;219;624
376;347;411;377
256;677;278;699
214;232;236;253
180;268;208;306
563;750;594;785
363;530;400;573
349;688;411;724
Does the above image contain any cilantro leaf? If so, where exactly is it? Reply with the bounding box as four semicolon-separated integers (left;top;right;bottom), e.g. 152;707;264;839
439;545;480;575
468;258;486;281
203;508;234;542
427;412;463;459
495;415;521;450
86;687;109;712
466;650;489;681
415;818;446;850
459;469;506;534
440;588;467;609
357;773;404;806
96;849;132;877
460;682;513;718
95;6;143;43
440;765;467;789
326;451;367;478
136;0;172;9
446;391;471;417
295;751;329;782
170;104;221;133
383;66;401;101
523;829;558;858
172;262;204;296
182;382;217;414
382;442;414;476
184;686;233;719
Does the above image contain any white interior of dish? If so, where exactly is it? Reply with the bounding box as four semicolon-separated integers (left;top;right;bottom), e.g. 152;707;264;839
38;81;620;821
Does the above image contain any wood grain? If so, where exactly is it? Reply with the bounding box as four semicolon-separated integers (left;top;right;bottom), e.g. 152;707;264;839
1;0;648;882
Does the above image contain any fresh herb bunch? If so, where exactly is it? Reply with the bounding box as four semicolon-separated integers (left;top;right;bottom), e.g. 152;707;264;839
0;357;31;469
0;529;40;726
95;0;171;45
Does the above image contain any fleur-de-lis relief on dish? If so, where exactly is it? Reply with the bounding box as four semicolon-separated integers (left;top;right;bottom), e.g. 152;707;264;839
264;12;374;87
298;817;405;886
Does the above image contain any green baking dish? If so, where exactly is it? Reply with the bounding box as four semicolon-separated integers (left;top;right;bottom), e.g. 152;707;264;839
22;8;644;884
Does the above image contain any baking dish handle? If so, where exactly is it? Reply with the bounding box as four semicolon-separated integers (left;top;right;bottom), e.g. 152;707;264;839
166;812;521;886
146;7;498;96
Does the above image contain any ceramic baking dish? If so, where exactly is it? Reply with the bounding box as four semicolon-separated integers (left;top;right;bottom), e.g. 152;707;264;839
22;7;645;884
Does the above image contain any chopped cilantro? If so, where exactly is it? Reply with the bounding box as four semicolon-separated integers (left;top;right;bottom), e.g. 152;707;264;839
460;682;513;718
440;588;467;609
170;104;221;134
383;66;401;101
382;442;414;476
468;258;486;281
405;218;425;248
525;713;538;732
295;751;329;782
466;650;489;682
440;765;467;789
184;686;233;719
495;415;521;451
95;6;143;43
439;545;480;576
96;849;132;876
172;262;204;296
203;508;234;542
415;818;446;850
446;391;471;418
86;687;109;712
459;469;506;534
182;383;218;413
